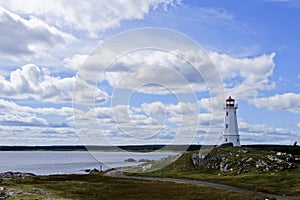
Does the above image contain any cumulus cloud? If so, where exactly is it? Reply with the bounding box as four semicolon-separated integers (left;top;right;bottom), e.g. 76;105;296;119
62;54;88;70
73;98;300;145
252;93;300;113
0;7;75;62
71;48;278;138
1;93;295;146
77;47;276;102
209;52;276;99
77;49;217;96
73;100;219;145
0;0;180;38
0;99;74;117
1;1;295;146
74;104;175;145
0;64;108;103
73;49;277;122
0;93;95;145
0;115;48;127
0;98;79;145
0;124;79;145
0;98;76;129
239;119;299;145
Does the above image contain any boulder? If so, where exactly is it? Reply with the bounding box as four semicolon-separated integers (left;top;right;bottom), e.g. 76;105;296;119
124;158;137;162
138;159;154;162
219;142;233;148
89;168;100;174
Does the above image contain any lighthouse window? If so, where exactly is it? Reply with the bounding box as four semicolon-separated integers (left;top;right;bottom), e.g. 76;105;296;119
226;111;228;116
225;124;228;128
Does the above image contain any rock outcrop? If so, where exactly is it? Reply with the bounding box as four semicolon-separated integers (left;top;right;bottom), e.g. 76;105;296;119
0;186;48;200
138;159;154;163
0;172;35;178
192;147;298;175
124;158;137;162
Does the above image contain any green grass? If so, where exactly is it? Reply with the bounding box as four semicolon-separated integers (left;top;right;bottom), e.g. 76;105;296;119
127;147;300;197
1;173;267;200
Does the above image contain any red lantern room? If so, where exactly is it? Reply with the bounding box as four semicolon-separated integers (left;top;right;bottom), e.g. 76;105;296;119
226;96;235;108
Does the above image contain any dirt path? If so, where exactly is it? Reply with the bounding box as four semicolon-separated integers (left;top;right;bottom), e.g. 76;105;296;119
104;169;299;200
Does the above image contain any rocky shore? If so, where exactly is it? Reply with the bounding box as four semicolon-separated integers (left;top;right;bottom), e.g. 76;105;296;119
0;171;35;178
124;158;154;162
0;172;36;199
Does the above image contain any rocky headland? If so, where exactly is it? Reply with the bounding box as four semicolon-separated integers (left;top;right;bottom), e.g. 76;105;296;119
192;146;299;175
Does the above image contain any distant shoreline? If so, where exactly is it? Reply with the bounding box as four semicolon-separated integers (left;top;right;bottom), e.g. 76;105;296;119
0;145;197;152
0;144;297;152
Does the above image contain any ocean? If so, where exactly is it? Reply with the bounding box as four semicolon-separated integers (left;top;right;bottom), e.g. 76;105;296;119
0;151;175;175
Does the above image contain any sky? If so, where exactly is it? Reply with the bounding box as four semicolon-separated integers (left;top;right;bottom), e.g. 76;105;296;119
0;0;299;146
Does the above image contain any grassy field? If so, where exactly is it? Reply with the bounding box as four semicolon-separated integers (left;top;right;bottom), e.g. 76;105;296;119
0;173;269;200
126;147;300;197
1;146;298;199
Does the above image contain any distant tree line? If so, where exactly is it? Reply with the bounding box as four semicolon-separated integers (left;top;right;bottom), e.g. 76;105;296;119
0;144;299;154
244;144;300;155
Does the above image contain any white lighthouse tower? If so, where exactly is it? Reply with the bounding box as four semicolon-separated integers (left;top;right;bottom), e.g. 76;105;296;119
222;96;240;146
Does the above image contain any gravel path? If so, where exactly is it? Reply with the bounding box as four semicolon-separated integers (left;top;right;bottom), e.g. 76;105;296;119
104;168;299;200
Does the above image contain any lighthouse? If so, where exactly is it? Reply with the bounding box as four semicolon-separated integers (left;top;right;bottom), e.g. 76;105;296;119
222;96;240;146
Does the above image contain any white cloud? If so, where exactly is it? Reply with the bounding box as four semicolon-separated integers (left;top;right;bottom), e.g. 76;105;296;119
73;100;221;145
0;96;296;145
0;98;77;130
0;98;80;145
0;64;73;102
62;54;88;70
0;1;296;146
252;93;300;113
0;125;79;145
0;99;74;117
73;100;200;145
0;7;75;62
78;49;216;95
0;64;108;103
72;49;278;133
0;114;48;127
239;119;299;145
209;52;276;99
88;50;278;129
78;48;276;101
73;99;300;145
0;0;180;39
297;122;300;129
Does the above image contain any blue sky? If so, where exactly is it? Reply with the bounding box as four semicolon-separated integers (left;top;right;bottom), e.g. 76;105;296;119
0;0;299;146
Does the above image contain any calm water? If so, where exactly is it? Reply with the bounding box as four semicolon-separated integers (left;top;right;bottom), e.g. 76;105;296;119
0;151;175;175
